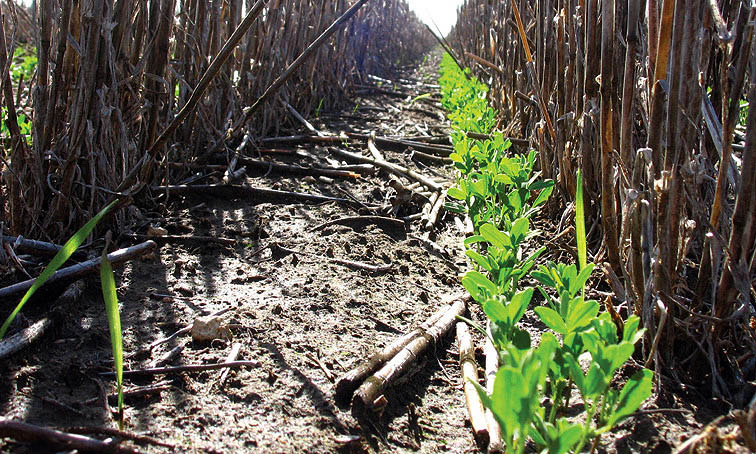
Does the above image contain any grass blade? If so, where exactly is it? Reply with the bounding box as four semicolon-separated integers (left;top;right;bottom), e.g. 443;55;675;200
101;247;124;428
0;199;120;339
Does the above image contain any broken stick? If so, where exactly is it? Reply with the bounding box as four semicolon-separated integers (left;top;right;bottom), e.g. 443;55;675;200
0;418;145;454
0;280;84;360
102;360;261;378
334;304;449;405
351;299;467;418
485;323;504;452
457;322;488;441
329;147;443;192
151;184;355;206
0;241;156;301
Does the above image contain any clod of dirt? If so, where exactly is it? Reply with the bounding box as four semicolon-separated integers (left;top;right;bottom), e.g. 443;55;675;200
191;315;232;342
147;225;168;237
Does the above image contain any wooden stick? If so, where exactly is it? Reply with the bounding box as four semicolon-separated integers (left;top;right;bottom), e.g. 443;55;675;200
1;235;85;259
218;343;242;387
351;299;467;418
334;304;450;405
457;322;488;441
102;360;261;378
485;323;504;452
311;216;405;233
260;133;454;156
237;157;361;179
0;418;146;454
0;280;84;360
0;241;156;301
273;244;392;273
329;148;442;192
151;184;355;206
424;189;447;230
284;101;324;137
124;233;238;246
0;318;51;360
65;426;175;449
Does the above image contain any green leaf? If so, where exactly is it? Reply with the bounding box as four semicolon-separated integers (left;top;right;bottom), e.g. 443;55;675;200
508;288;534;325
623;315;644;344
585;363;608;397
534;306;568;334
511;217;529;241
573;263;595;295
606;369;653;428
462;271;498;301
481;299;508;324
566;298;600;332
466;249;492;272
447;186;466;200
531;183;554;209
0;199;120;339
101;248;124;429
554;422;583;453
480;223;510;249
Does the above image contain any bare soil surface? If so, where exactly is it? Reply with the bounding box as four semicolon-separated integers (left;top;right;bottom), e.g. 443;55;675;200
0;53;748;453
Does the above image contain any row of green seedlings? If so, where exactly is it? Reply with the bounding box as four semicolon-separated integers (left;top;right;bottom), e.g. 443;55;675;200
439;53;653;454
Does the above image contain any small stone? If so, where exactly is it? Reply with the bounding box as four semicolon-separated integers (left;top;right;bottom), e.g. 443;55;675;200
146;225;168;237
191;315;231;342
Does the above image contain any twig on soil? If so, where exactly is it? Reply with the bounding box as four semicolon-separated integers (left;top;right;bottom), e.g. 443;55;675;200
108;381;173;403
237;157;362;179
329;147;443;192
65;426;176;449
457;322;488;442
485;323;504;452
284;100;325;137
0;418;146;454
273;244;393;273
101;360;261;378
411;150;452;164
261;133;454;156
306;351;335;382
0;242;155;301
0;318;51;360
311;215;405;233
335;304;451;405
0;236;78;259
424;189;447;230
151;184;357;207
351;299;467;418
217;343;242;388
125;233;238;246
149;343;185;368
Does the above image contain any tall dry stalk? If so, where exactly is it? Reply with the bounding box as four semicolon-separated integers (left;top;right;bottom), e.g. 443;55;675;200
0;0;434;241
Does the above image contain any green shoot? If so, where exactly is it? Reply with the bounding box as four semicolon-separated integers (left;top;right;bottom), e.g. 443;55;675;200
0;199;120;339
100;246;124;429
575;170;587;271
408;92;432;106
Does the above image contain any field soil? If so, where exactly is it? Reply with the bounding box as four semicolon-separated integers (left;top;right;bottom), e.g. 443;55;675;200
0;53;747;453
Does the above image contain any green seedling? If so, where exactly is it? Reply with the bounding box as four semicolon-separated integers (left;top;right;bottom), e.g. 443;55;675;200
0;199;127;428
0;199;120;338
101;247;124;429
